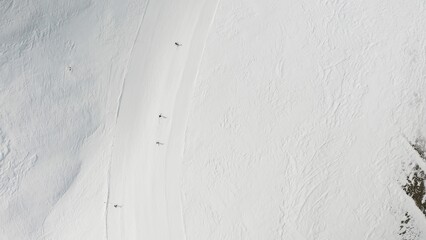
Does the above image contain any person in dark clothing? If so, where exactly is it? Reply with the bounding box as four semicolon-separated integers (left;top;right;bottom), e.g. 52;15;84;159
174;42;182;46
156;141;164;145
159;114;167;119
104;202;122;208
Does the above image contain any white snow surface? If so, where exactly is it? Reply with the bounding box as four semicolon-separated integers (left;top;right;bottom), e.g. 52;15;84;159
1;0;426;239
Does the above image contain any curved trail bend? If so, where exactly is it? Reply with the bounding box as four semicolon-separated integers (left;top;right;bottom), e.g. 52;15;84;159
106;0;220;239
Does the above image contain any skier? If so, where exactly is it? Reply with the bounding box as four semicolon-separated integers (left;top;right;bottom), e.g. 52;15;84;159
159;114;167;119
174;42;182;47
156;141;164;145
104;202;122;208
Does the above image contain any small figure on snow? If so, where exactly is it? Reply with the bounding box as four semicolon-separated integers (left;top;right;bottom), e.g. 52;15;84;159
156;141;164;145
104;202;122;208
159;114;167;119
174;42;182;47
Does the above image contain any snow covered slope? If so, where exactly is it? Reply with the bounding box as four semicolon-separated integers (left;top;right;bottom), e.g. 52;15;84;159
181;1;426;239
0;0;148;239
106;0;220;239
1;0;426;239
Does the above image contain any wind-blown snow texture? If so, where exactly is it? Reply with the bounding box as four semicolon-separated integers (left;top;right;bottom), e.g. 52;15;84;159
1;0;426;239
0;0;147;239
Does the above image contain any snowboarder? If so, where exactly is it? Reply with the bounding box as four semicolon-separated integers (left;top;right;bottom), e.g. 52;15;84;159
156;141;164;145
174;42;182;47
159;114;167;119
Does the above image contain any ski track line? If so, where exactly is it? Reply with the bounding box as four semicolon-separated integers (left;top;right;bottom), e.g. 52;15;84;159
105;1;151;239
114;0;151;122
178;1;222;239
104;151;113;240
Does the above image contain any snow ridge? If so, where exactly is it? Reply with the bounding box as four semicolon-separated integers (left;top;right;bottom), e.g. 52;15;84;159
178;1;222;240
105;1;151;239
